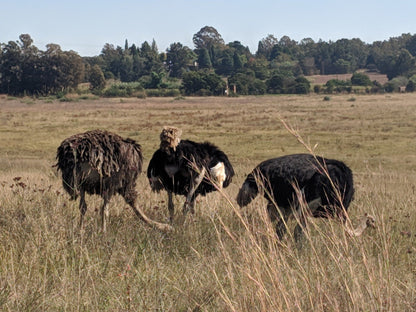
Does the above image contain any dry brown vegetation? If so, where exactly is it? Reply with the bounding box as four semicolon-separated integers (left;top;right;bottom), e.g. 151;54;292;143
0;94;415;311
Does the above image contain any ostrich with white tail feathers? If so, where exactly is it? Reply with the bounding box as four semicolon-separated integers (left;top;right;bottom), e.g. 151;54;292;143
147;126;234;222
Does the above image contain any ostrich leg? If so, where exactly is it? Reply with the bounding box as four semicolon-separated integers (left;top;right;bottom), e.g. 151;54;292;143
79;188;87;228
183;167;206;215
100;192;110;232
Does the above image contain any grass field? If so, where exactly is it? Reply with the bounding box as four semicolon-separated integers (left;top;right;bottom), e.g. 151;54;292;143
0;93;415;311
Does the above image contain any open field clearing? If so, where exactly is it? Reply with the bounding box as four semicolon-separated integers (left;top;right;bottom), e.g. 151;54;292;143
0;94;416;311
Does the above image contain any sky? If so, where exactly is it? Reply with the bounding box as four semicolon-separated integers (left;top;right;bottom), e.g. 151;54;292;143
1;0;416;57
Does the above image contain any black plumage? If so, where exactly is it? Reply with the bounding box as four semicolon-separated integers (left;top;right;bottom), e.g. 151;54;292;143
237;153;354;239
148;137;234;221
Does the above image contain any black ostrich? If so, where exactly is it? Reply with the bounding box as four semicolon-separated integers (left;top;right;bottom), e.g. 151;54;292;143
147;127;235;221
55;129;172;232
237;153;375;240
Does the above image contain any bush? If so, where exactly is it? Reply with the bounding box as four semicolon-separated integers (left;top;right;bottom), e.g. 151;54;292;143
103;85;129;97
313;85;323;94
405;75;416;92
351;72;372;86
181;71;226;96
163;89;181;97
294;83;310;94
325;79;352;93
384;76;408;93
145;89;181;97
102;82;143;97
292;77;311;94
406;80;415;92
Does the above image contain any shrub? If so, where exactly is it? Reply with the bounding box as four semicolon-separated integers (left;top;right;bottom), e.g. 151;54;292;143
181;71;225;96
145;89;181;97
351;72;372;86
293;77;310;94
325;79;352;93
313;85;322;94
163;89;181;97
406;80;415;92
103;82;143;97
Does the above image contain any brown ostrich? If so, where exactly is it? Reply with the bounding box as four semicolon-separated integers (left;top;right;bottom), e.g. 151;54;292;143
56;129;172;232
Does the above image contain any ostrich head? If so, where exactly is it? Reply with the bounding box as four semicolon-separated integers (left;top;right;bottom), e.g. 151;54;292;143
346;213;376;237
160;126;182;152
364;213;376;229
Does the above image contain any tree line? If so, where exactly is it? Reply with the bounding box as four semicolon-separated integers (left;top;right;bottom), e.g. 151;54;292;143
1;27;416;96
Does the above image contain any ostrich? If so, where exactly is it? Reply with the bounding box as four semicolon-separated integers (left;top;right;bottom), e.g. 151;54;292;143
147;126;234;222
236;153;375;240
55;129;172;232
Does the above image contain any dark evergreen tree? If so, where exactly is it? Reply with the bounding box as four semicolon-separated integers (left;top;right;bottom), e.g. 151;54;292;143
166;42;196;78
196;48;212;69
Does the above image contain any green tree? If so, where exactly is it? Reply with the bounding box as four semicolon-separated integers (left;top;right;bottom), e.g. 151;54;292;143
228;41;252;59
394;49;415;77
245;58;270;80
0;40;24;94
181;71;204;94
216;49;234;75
333;59;351;74
196;48;212;69
266;74;285;94
89;65;106;90
233;52;244;71
166;42;196;78
140;40;164;76
256;34;278;59
229;71;266;95
193;26;225;50
0;35;84;95
44;46;84;92
270;35;299;61
405;34;416;56
119;54;133;82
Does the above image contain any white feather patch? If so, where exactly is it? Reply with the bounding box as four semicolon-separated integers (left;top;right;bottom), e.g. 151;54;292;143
210;162;226;188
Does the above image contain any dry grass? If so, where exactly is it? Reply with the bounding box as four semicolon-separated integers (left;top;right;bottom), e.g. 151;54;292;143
0;93;415;311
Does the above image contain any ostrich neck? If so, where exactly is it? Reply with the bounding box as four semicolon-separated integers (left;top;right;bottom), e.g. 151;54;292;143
346;217;368;237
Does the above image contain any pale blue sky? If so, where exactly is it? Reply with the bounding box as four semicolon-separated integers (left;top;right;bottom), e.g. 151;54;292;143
1;0;416;56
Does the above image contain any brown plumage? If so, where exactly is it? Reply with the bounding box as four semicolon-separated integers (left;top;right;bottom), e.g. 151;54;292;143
159;126;182;152
56;129;172;232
